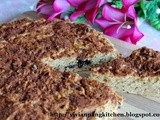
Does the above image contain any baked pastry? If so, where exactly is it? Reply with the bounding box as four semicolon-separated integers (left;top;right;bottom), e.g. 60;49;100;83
0;64;122;120
0;18;119;72
0;18;122;120
90;47;160;98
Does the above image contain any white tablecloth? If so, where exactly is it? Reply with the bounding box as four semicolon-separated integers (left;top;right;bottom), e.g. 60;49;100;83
0;0;38;23
0;0;159;51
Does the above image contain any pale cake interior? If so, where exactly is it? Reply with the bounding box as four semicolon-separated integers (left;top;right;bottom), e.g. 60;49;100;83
42;52;118;72
90;47;160;99
90;74;160;98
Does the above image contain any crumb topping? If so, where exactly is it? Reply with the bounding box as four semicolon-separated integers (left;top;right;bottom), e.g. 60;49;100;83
93;47;160;77
0;18;122;119
0;64;121;119
0;18;114;60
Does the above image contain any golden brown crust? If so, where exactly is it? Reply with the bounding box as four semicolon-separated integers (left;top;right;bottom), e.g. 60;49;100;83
126;47;160;76
0;18;115;60
92;47;160;77
0;18;122;120
0;65;122;119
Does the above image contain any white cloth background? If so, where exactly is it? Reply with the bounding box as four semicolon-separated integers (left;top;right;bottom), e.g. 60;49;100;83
0;0;38;23
0;0;159;51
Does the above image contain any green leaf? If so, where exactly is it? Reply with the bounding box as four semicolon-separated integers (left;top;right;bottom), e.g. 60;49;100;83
149;18;160;31
135;0;146;18
112;0;122;9
139;0;147;18
157;0;160;8
142;0;160;31
73;15;87;23
145;0;158;20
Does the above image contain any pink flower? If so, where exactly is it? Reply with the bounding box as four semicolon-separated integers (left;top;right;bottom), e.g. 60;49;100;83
70;0;109;23
37;0;85;21
36;0;110;23
37;0;54;17
37;0;70;20
95;0;144;44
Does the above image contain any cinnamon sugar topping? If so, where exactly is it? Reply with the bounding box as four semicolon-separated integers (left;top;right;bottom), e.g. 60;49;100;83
93;47;160;77
0;18;122;119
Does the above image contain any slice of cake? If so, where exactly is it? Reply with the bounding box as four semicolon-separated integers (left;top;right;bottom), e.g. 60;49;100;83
0;70;122;120
0;18;119;72
90;47;160;98
0;62;122;120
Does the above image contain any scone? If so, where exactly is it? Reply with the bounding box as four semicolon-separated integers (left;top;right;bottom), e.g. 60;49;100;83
90;47;160;98
0;18;122;120
0;18;119;72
